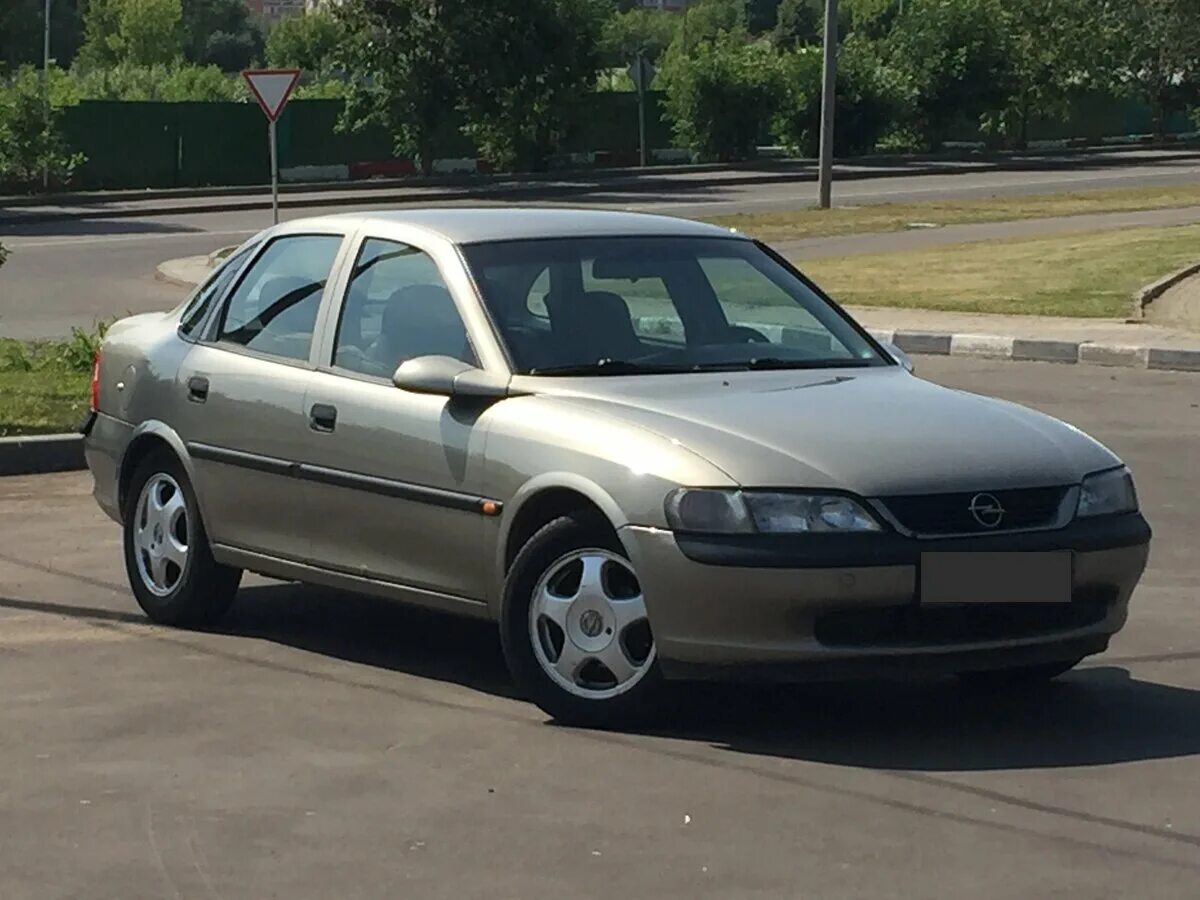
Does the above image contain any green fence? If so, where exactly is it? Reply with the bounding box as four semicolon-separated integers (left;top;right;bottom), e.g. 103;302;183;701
61;93;671;190
57;89;1195;191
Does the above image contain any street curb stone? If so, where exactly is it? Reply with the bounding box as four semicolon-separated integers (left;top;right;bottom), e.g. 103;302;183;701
0;434;85;476
1078;344;1150;368
1147;347;1200;372
1012;339;1080;363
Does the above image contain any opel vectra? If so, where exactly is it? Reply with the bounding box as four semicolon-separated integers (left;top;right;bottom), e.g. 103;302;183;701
82;209;1152;724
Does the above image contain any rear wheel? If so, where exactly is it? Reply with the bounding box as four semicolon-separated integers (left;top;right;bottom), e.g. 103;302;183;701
956;658;1082;690
123;450;241;627
500;514;665;727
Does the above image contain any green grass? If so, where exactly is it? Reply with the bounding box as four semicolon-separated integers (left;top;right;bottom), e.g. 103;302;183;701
798;223;1200;317
0;325;106;437
704;183;1200;242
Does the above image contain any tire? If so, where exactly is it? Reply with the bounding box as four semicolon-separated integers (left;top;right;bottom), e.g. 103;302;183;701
500;513;666;727
956;657;1082;690
122;449;242;628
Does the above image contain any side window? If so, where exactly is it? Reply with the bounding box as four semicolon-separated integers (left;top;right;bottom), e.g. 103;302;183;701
216;234;342;361
333;238;474;377
179;245;254;339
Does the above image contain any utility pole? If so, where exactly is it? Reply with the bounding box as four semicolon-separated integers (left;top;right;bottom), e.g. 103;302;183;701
817;0;838;209
42;0;51;191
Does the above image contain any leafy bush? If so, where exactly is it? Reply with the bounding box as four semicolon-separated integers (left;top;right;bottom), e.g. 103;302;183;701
65;62;249;101
882;0;1015;150
772;37;908;157
0;67;85;191
662;34;781;161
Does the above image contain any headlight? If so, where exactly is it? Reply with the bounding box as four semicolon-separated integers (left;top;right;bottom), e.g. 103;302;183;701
1076;467;1138;518
665;489;881;534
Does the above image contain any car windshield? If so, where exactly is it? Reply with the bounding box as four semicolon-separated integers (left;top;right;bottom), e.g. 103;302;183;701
462;236;884;375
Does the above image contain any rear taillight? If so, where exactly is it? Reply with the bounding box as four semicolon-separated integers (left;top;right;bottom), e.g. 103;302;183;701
89;350;101;411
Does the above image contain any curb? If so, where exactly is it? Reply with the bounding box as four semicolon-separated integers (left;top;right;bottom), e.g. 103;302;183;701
0;434;85;476
868;329;1200;373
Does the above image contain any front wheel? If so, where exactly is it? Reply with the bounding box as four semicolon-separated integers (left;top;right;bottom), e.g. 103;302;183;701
956;658;1083;690
500;514;665;727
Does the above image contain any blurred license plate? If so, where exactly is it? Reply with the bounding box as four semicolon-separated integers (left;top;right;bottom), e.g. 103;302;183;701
921;552;1071;604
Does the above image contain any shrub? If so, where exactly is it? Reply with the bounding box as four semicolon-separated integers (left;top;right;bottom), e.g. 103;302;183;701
662;34;782;161
772;37;908;157
0;67;85;191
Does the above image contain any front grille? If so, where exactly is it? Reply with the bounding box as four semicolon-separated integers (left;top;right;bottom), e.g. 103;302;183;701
814;592;1113;648
879;486;1068;536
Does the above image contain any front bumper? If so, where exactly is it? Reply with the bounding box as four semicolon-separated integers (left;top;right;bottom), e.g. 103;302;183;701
619;514;1151;680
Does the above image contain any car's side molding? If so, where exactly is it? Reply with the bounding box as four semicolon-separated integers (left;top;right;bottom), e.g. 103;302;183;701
186;441;503;515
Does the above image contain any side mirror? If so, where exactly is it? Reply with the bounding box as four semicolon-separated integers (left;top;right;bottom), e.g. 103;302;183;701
883;342;914;373
393;355;512;399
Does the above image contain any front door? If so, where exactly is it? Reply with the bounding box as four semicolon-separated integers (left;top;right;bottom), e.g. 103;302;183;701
175;232;347;560
296;236;493;601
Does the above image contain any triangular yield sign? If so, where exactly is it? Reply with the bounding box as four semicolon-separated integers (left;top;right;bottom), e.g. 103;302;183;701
242;69;301;122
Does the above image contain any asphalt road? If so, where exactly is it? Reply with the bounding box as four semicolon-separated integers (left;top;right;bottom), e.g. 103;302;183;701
1;357;1198;899
4;149;1200;338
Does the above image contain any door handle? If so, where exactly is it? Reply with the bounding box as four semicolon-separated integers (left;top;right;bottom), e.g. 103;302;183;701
187;375;209;403
309;403;337;433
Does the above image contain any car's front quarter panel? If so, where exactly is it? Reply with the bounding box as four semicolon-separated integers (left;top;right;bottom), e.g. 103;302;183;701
484;394;736;601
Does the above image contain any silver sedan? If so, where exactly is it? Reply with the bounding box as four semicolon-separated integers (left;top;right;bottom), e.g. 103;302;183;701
82;209;1151;725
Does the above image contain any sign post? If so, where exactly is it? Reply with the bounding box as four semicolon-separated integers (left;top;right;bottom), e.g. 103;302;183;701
627;54;656;168
242;69;301;224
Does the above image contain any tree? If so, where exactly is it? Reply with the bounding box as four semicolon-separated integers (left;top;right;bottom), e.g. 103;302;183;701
200;31;260;72
332;0;470;175
661;32;781;161
771;0;822;49
1094;0;1200;139
882;0;1015;150
458;0;609;170
181;0;264;70
1;0;84;72
266;9;344;73
675;0;747;52
986;0;1091;148
78;0;183;67
773;36;905;156
600;7;680;66
118;0;184;65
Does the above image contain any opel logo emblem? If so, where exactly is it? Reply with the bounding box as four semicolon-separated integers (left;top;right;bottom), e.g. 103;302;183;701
579;609;604;638
968;493;1005;528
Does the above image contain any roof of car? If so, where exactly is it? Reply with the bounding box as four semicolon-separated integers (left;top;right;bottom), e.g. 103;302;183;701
306;207;746;245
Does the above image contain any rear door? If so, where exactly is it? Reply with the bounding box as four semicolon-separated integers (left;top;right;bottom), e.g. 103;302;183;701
175;231;350;560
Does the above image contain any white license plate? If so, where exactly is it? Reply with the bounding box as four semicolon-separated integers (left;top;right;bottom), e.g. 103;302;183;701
920;552;1072;604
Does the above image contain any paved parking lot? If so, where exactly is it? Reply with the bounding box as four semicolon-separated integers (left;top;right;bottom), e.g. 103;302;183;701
1;357;1199;899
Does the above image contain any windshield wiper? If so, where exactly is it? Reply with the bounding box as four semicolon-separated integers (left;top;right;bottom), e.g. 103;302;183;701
527;359;693;376
694;357;874;371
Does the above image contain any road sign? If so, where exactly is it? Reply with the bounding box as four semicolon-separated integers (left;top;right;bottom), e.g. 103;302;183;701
242;68;301;224
626;56;656;93
243;69;300;122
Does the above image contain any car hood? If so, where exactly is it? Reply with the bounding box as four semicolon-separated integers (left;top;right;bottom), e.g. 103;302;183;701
516;367;1120;496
